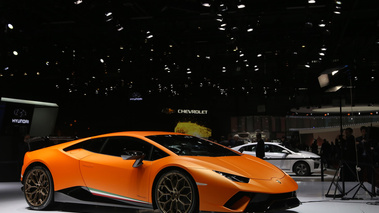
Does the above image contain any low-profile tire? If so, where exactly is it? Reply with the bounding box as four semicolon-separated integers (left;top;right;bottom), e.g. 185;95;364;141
293;161;310;176
154;170;198;213
23;166;54;210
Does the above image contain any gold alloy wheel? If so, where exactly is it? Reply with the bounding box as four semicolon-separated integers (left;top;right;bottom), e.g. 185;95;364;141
156;171;196;213
24;167;51;207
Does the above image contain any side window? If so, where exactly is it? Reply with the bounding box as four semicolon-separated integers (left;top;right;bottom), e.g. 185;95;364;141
63;137;106;153
239;145;255;152
270;145;283;153
151;147;169;161
264;145;270;152
83;138;107;153
101;136;153;159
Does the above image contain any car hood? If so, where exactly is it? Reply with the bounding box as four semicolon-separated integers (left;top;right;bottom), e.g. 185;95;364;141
181;154;285;180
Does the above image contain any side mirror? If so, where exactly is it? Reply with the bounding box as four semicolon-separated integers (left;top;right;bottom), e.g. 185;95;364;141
282;150;290;154
121;151;145;168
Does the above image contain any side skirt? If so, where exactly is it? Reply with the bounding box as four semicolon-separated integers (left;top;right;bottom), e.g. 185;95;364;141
54;186;153;210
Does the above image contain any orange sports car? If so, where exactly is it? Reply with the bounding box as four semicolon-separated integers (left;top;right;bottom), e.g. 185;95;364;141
21;131;300;212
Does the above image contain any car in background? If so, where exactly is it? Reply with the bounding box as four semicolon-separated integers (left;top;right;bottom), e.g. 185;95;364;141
21;131;300;213
232;142;321;176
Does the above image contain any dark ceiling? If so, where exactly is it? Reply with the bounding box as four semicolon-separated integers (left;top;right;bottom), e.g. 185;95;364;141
0;0;378;118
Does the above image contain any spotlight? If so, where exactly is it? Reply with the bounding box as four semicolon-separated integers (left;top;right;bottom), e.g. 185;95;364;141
74;0;83;5
116;25;124;31
237;0;245;9
146;31;153;39
202;2;211;7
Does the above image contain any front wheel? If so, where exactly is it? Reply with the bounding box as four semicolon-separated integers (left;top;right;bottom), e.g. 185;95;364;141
24;166;54;210
293;161;310;176
154;170;198;213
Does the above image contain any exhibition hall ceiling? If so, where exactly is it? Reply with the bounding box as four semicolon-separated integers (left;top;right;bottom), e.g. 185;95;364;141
0;0;378;114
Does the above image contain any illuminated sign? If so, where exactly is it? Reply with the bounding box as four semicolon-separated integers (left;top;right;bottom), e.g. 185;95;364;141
11;108;30;124
12;119;30;124
177;109;208;115
129;92;143;101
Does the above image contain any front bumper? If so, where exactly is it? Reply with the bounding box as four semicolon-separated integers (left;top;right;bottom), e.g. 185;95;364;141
224;191;300;212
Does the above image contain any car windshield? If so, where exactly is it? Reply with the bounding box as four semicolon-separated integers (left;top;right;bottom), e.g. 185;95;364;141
147;135;240;157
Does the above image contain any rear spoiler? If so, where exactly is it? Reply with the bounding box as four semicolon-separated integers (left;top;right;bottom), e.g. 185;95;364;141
26;136;77;151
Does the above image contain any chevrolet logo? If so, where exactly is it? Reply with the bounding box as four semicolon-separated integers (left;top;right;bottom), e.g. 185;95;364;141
276;180;282;184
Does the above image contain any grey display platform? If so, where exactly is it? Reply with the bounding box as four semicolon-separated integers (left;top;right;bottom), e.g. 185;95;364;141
1;173;378;213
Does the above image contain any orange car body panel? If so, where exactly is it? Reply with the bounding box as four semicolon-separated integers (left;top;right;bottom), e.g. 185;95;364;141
21;131;298;212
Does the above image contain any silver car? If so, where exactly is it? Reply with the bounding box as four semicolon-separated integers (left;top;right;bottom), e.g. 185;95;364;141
232;142;321;176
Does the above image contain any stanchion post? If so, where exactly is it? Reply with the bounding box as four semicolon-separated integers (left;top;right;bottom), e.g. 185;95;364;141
321;157;324;182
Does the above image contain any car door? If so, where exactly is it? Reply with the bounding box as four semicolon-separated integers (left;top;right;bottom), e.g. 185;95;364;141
79;136;153;205
266;144;291;171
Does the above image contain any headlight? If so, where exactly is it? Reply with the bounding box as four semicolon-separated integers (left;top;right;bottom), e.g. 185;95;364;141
213;171;250;183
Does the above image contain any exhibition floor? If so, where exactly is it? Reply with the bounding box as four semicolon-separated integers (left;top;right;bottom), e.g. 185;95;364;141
0;173;378;213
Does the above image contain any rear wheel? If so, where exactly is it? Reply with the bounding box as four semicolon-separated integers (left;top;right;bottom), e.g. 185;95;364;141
154;170;198;213
24;166;54;210
293;161;310;176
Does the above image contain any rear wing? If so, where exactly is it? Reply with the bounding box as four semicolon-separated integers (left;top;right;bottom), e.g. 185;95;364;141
26;136;76;151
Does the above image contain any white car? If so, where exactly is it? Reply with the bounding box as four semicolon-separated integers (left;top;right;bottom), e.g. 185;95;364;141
232;142;321;176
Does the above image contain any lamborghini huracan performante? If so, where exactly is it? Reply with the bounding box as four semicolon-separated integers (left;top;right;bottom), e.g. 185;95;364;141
21;131;300;212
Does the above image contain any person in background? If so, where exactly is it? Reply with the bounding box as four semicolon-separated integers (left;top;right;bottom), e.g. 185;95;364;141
219;136;229;146
311;140;318;155
356;126;372;164
281;136;291;148
320;139;331;168
229;135;243;147
256;133;265;159
356;126;374;183
340;128;356;181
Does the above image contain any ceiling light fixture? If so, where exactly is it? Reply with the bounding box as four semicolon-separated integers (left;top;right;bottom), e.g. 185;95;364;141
237;1;246;9
74;0;83;5
202;2;211;7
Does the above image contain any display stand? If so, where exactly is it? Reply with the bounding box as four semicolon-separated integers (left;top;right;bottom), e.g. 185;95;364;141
325;160;375;199
325;161;346;198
